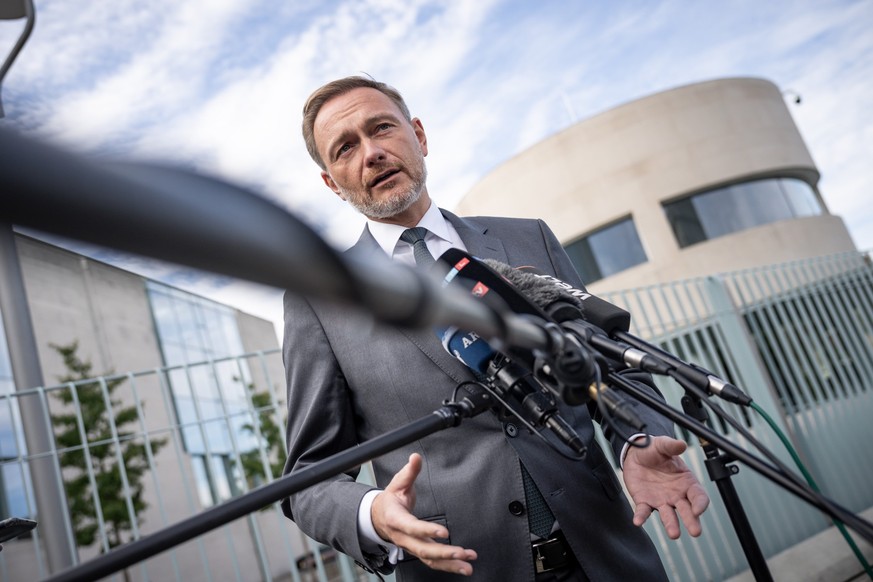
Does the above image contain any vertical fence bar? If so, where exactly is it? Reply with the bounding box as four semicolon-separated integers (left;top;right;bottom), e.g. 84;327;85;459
129;371;182;582
156;367;214;582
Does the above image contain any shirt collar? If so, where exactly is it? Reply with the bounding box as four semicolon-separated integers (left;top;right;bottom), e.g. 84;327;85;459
366;201;453;258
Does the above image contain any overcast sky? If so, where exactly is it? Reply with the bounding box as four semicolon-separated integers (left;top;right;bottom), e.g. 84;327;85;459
2;0;871;339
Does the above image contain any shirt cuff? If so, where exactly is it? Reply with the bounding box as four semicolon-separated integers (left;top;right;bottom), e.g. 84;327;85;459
620;433;648;468
357;489;404;564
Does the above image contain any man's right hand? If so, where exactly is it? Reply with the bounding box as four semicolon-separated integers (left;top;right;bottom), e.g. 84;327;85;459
371;453;478;576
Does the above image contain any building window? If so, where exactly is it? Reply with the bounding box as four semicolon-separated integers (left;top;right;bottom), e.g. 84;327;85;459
0;311;35;520
146;282;255;506
664;177;824;248
564;217;648;284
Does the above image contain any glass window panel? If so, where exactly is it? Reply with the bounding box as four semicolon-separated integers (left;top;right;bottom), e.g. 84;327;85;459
221;313;245;355
693;180;791;239
739;180;794;225
666;177;823;248
178;303;201;349
587;219;648;279
210;455;232;502
565;218;647;283
175;397;205;453
205;313;228;356
204;418;232;454
664;197;706;248
190;455;214;507
564;238;602;284
147;282;256;499
0;313;12;380
161;342;187;367
0;406;17;458
1;464;31;517
148;290;180;345
781;178;823;217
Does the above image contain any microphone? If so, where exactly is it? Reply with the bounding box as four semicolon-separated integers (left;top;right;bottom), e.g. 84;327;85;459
439;248;600;396
499;266;631;335
440;325;586;456
482;262;664;374
438;249;644;430
494;264;753;406
436;254;587;456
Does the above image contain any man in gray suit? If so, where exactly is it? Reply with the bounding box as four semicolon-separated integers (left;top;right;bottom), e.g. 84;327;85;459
282;76;709;580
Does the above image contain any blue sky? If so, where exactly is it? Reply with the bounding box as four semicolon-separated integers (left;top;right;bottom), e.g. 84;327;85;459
2;0;871;337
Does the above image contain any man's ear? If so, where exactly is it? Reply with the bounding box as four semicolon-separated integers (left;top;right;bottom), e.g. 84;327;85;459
321;171;344;200
412;118;428;157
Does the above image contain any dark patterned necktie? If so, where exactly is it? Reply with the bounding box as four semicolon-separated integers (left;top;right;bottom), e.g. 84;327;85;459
399;227;435;267
401;226;553;537
521;461;556;538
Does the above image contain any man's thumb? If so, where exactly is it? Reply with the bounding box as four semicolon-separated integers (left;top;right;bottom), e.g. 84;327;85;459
387;453;422;492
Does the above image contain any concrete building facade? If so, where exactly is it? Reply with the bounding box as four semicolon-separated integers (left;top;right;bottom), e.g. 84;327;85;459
456;77;857;293
456;77;873;581
0;234;303;581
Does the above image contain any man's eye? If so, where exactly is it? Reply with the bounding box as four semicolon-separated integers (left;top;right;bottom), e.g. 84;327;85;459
376;123;392;132
338;143;352;156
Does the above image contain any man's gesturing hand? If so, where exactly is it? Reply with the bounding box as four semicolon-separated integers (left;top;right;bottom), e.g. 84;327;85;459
623;436;710;539
371;453;478;576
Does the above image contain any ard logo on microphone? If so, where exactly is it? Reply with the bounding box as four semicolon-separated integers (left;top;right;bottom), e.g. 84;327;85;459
458;331;481;348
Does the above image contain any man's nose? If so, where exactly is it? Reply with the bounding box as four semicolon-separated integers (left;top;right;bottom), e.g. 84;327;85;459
362;139;386;165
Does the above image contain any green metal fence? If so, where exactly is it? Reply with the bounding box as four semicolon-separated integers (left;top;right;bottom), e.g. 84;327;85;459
600;250;873;581
0;349;377;582
2;251;872;581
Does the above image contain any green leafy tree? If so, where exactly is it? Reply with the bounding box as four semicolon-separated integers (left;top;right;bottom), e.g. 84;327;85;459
238;381;285;492
50;341;167;557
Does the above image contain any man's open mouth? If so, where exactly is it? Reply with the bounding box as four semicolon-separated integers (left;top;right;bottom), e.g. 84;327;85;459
369;169;400;187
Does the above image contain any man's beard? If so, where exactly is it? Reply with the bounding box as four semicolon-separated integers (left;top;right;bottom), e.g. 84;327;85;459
340;162;428;220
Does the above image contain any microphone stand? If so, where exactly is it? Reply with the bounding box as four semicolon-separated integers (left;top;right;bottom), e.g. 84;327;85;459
677;384;773;581
604;371;873;549
44;389;493;582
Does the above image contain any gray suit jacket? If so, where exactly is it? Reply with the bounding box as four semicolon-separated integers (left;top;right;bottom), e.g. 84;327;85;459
282;210;671;581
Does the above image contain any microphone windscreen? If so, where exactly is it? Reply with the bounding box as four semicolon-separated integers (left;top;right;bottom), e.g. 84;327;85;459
483;259;582;314
512;267;632;335
440;327;494;374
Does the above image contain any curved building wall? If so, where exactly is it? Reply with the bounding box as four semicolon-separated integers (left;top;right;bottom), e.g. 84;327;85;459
455;77;856;291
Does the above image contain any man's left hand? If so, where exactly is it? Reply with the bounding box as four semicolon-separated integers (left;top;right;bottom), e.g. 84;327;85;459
623;436;710;539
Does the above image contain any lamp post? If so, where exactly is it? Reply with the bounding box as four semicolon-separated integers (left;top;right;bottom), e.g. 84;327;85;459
0;0;78;573
0;0;34;117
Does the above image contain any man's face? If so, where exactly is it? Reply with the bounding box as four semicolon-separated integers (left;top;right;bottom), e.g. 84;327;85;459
313;87;429;221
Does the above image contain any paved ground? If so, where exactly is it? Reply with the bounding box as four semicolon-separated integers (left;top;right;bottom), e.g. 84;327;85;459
724;507;873;582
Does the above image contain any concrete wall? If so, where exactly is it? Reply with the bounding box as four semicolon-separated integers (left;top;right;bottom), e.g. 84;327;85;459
237;310;285;401
17;235;164;383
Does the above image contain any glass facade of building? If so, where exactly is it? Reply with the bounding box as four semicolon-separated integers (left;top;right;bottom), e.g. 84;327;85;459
664;177;823;248
146;282;256;507
564;216;648;284
0;312;34;520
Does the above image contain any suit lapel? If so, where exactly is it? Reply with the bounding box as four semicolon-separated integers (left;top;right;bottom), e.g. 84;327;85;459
347;222;475;384
442;209;509;264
